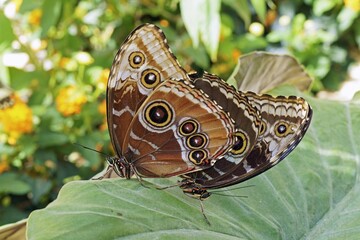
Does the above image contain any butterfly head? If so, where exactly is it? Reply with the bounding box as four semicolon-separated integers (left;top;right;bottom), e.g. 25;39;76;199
106;156;133;179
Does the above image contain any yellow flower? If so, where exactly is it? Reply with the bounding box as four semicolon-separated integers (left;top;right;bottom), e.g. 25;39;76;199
159;19;169;27
98;68;110;88
28;9;42;26
0;95;33;144
98;99;106;115
232;49;242;62
59;57;71;68
98;99;107;131
344;0;360;11
56;86;87;116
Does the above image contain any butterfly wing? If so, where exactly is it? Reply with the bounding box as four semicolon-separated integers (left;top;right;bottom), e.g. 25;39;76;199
122;79;237;177
107;24;189;158
190;72;261;164
182;92;312;190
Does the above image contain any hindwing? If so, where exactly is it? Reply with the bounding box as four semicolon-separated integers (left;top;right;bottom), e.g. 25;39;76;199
122;79;237;177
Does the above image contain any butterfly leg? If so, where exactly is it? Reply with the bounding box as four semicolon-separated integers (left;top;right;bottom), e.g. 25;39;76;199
200;200;211;226
91;165;114;180
155;181;182;190
132;172;151;189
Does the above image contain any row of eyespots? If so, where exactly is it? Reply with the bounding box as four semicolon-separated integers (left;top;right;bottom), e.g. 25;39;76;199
230;119;292;155
129;51;160;89
179;119;209;166
259;119;294;138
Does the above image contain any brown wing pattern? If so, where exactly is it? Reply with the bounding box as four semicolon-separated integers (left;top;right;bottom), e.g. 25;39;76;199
181;87;312;197
107;24;189;157
122;79;237;177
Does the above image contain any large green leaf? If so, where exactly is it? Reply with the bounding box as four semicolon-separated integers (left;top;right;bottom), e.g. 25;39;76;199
27;91;360;239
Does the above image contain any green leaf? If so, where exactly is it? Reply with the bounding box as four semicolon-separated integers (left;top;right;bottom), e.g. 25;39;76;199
26;177;53;205
37;131;69;148
0;173;31;195
40;0;62;37
250;0;267;23
223;0;251;27
27;93;360;238
180;0;221;61
313;0;340;16
355;18;360;48
337;7;358;32
0;12;16;47
228;52;313;93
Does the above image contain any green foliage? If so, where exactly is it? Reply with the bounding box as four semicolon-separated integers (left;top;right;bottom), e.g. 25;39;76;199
0;0;359;230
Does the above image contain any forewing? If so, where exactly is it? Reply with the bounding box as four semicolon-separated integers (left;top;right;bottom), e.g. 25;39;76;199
107;24;188;156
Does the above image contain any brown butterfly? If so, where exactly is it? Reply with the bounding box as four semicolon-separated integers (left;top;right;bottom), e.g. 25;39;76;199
100;24;312;205
103;24;259;180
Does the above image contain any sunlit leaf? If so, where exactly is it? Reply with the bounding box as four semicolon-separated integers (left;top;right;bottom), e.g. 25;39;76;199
313;0;339;16
223;0;251;27
250;0;267;23
40;0;62;37
227;52;312;93
180;0;221;61
0;12;16;47
337;7;358;32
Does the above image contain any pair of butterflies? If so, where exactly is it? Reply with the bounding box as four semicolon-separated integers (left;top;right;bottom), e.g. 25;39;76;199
101;23;312;200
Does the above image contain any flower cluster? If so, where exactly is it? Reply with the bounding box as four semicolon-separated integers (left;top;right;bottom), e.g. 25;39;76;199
0;95;33;145
55;86;87;116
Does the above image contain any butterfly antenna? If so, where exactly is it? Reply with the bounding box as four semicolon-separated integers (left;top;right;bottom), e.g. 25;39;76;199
73;142;111;158
210;193;249;198
209;184;255;193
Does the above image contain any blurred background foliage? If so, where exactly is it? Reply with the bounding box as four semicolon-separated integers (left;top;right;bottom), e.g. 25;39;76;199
0;0;359;225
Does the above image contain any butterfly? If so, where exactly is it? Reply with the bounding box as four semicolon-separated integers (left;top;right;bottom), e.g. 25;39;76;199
103;24;260;180
101;23;312;203
179;73;312;199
